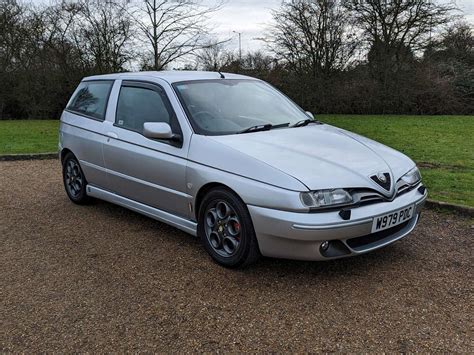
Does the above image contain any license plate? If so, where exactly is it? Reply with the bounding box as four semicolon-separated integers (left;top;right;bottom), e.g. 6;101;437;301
371;205;414;233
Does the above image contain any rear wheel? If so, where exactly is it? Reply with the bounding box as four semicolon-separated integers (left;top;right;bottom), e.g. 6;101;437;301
62;152;90;204
198;188;260;268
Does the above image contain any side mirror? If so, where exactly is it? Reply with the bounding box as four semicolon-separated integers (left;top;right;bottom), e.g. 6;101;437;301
143;122;180;141
305;111;314;119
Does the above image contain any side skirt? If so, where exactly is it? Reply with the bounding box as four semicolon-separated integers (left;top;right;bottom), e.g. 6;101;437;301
86;185;197;236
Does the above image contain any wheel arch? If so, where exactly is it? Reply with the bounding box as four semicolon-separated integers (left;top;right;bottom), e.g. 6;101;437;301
60;148;74;164
194;182;243;221
194;181;262;266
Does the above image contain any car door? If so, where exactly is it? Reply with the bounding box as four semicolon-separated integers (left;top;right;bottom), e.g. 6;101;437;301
102;80;190;218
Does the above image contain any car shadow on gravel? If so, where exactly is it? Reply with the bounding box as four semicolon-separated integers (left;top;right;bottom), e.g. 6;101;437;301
89;197;415;279
252;246;409;276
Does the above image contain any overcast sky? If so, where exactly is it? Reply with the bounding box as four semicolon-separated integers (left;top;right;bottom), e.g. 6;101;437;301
33;0;474;53
211;0;474;52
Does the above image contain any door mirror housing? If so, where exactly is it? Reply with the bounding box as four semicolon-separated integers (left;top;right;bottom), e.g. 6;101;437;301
305;111;314;119
143;122;180;142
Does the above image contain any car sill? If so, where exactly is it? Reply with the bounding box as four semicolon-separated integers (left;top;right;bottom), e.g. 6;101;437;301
86;185;197;236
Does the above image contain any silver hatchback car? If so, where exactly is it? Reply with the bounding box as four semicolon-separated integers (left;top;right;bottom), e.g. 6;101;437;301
60;71;427;267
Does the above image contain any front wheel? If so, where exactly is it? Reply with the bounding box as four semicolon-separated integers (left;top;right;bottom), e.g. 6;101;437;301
198;188;260;268
62;152;91;204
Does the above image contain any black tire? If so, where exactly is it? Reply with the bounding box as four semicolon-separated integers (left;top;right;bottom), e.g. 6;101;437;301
198;187;261;268
62;152;91;205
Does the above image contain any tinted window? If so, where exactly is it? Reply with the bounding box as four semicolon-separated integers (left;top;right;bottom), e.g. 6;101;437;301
116;86;176;133
67;81;113;120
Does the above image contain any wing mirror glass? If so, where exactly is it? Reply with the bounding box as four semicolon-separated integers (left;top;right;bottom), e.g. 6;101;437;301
143;122;180;141
305;111;314;119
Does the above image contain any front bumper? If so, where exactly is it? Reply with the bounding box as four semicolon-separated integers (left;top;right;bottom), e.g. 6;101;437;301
248;185;427;261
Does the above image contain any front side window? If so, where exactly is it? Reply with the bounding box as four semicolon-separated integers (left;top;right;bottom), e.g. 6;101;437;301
173;79;309;135
67;81;113;120
116;85;179;134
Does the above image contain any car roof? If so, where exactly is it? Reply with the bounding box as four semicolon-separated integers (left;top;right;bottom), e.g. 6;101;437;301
83;71;255;84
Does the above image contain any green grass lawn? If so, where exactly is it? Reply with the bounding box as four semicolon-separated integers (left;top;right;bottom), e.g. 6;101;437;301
0;120;59;154
0;116;473;207
319;115;473;207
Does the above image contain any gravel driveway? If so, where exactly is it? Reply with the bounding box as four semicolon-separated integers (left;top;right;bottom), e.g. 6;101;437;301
1;160;472;352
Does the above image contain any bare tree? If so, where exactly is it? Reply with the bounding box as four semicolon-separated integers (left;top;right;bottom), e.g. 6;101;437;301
0;0;27;117
343;0;457;111
266;0;357;76
435;21;474;64
133;0;224;70
42;1;91;72
0;0;26;72
195;40;233;71
77;0;135;73
241;51;275;72
344;0;457;61
426;22;474;108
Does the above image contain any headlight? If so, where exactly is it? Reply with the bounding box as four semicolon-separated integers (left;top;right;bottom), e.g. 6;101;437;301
300;189;353;209
401;167;421;185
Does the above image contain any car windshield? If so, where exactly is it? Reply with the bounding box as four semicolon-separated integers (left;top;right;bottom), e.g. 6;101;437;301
173;79;309;135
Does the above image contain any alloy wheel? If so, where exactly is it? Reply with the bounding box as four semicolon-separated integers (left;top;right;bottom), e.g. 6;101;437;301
204;200;242;257
65;159;83;198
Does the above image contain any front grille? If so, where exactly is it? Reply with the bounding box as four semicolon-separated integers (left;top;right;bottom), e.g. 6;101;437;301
351;181;421;208
396;180;418;197
346;220;410;250
355;190;385;206
309;182;422;213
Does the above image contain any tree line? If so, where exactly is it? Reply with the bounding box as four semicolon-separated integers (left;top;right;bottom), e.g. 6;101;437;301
0;0;472;120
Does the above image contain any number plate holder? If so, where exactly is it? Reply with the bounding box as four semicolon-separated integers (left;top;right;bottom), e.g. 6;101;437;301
371;205;415;233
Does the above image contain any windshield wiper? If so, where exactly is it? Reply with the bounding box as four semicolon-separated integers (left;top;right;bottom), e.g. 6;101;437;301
237;122;290;134
291;118;322;128
237;124;273;134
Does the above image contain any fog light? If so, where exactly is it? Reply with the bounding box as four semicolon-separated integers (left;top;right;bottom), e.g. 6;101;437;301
320;241;329;252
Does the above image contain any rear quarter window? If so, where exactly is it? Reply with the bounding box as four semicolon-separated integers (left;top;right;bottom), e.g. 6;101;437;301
67;81;113;120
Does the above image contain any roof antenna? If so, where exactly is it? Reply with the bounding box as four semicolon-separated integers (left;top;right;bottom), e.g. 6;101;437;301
218;71;225;79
